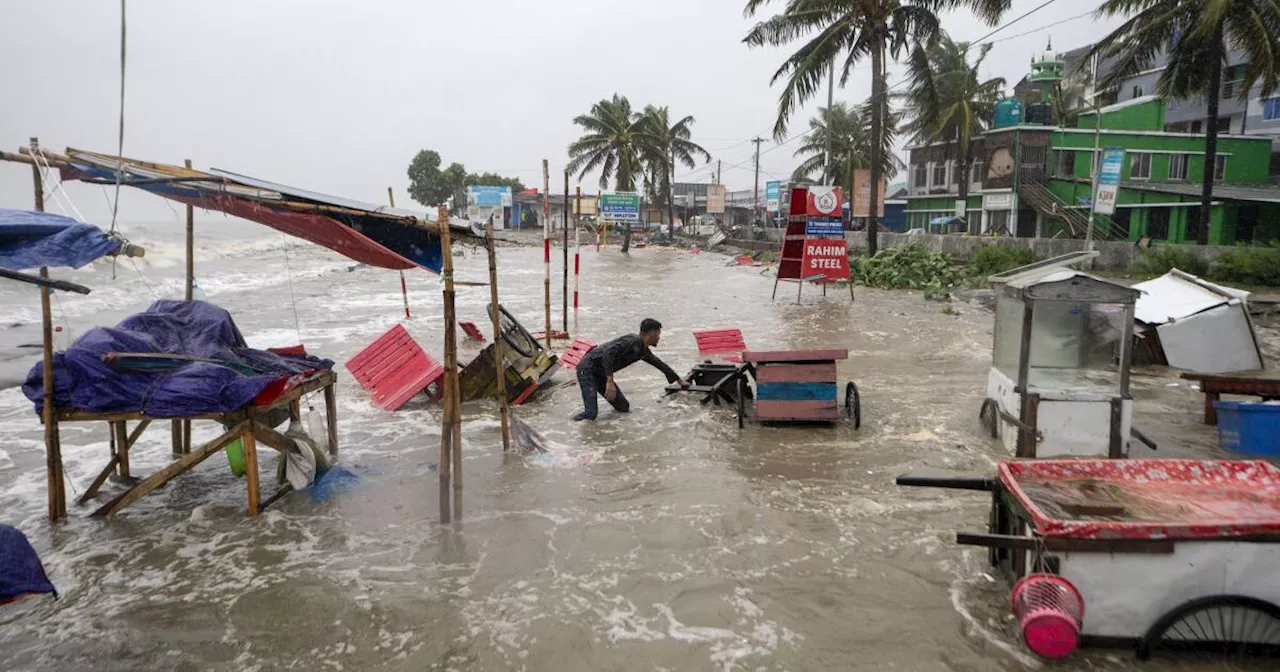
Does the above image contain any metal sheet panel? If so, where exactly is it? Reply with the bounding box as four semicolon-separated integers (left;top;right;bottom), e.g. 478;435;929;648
1158;303;1264;373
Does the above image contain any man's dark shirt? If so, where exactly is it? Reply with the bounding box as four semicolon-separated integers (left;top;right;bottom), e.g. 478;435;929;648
580;334;680;383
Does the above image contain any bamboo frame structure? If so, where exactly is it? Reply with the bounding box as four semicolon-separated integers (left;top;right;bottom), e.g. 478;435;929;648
542;160;551;349
485;222;512;452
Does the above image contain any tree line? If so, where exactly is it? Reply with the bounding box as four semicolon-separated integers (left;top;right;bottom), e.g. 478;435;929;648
405;150;526;208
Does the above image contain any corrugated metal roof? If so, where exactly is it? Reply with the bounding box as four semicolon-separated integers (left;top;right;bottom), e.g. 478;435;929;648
1132;269;1250;325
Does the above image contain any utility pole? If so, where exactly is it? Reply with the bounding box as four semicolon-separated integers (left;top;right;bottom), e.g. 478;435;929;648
1085;51;1102;260
716;159;722;185
752;137;765;224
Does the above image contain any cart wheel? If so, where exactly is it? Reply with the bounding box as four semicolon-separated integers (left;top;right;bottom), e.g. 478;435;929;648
1136;595;1280;661
844;381;861;429
978;398;1000;439
736;374;746;429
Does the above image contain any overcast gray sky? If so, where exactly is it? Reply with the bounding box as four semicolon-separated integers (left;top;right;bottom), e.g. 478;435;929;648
1;0;1123;222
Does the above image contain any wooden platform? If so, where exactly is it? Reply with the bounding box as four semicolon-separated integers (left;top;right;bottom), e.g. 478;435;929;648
1180;370;1280;425
56;370;339;518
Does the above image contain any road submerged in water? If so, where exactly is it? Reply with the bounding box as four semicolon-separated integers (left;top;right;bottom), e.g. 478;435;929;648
0;226;1272;671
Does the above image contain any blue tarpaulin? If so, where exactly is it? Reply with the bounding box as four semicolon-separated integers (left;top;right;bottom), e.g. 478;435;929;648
0;208;121;271
0;525;56;605
22;300;333;417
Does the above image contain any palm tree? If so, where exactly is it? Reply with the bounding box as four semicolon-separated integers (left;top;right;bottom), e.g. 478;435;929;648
791;102;903;210
900;35;1004;230
567;95;648;251
637;105;712;237
1084;0;1280;245
743;0;1008;255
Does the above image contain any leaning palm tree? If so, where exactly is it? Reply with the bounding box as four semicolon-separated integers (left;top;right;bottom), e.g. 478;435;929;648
637;105;712;237
792;102;903;204
567;94;648;251
900;35;1004;229
744;0;1009;255
1083;0;1280;246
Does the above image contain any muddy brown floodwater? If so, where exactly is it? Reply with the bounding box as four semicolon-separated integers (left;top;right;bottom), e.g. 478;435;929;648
0;229;1273;671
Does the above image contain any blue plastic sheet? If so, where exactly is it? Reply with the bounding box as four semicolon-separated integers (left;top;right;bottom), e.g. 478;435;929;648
0;525;56;605
311;465;360;501
22;300;333;417
0;208;121;271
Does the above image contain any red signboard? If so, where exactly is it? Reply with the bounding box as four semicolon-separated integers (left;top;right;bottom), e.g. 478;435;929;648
800;238;850;281
805;186;843;218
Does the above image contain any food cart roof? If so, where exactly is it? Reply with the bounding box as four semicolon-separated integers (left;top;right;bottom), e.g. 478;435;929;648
1001;268;1141;304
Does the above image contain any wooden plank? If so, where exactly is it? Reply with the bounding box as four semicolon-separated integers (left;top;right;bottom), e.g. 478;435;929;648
252;426;293;453
755;382;837;401
92;422;248;517
324;381;339;459
956;532;1175;554
244;426;260;516
742;349;848;363
755;399;840;421
78;454;120;505
755;363;837;383
125;419;150;449
113;421;131;479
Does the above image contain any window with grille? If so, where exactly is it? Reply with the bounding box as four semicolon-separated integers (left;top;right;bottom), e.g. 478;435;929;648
1130;153;1152;180
1264;99;1280;121
1169;154;1189;181
932;162;946;187
1215;155;1227;181
971;160;983;184
913;163;927;188
1147;208;1170;239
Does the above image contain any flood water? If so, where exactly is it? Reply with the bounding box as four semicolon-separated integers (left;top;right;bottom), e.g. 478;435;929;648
0;221;1270;671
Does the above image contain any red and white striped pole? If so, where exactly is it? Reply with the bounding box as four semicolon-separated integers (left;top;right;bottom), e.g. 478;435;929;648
541;159;551;348
573;186;581;315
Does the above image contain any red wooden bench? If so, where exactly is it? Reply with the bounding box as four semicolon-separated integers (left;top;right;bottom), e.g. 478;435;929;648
559;338;596;370
459;321;485;342
692;328;748;363
345;324;444;411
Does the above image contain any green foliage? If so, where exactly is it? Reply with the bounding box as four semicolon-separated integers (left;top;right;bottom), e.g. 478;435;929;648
1209;242;1280;287
1139;245;1210;277
857;243;961;290
968;245;1034;277
405;149;523;207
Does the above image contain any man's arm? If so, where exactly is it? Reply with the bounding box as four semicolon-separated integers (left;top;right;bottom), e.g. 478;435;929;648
642;349;681;384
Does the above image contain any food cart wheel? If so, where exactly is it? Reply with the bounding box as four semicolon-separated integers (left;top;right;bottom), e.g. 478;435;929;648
736;374;747;429
978;398;1000;439
1136;594;1280;661
844;382;861;429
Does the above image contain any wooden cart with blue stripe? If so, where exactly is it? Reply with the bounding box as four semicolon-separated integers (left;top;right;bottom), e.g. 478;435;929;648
738;350;860;428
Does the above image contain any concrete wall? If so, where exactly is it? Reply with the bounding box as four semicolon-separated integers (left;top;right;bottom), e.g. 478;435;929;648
727;229;1238;271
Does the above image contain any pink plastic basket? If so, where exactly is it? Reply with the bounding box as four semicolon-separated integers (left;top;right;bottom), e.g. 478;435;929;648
1011;573;1084;659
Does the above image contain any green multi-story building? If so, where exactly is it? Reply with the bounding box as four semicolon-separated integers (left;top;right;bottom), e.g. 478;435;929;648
904;96;1280;244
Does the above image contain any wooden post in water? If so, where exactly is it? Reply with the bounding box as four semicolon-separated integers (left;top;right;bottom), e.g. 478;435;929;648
388;187;410;319
437;205;462;523
541;160;551;348
485;221;512;452
177;158;195;458
31;138;65;520
573;187;581;321
562;171;569;334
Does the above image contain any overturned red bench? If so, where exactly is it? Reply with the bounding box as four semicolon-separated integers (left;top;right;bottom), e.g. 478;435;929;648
346;324;444;411
692;328;748;363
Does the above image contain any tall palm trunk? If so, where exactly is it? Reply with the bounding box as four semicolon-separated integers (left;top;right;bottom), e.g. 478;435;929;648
867;40;885;256
957;128;971;234
1198;28;1224;246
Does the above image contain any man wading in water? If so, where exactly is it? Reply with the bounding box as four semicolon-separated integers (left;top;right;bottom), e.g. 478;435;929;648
572;318;688;421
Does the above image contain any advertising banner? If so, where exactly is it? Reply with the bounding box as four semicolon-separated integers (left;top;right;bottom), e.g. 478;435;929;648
805;186;843;219
851;170;885;218
765;181;781;213
600;192;641;222
707;184;726;214
1095;147;1125;216
466;185;512;208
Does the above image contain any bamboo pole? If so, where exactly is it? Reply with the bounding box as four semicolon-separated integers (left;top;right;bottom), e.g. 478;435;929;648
573;187;581;319
31;138;66;521
485;221;512;452
388;187;410;319
185;159;195;299
562;171;569;334
542;160;551;349
437;205;461;523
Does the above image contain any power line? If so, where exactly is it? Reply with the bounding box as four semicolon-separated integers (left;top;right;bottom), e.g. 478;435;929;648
985;7;1096;45
970;0;1063;46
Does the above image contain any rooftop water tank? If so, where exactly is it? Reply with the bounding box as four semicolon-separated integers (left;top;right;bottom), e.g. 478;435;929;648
995;99;1024;129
